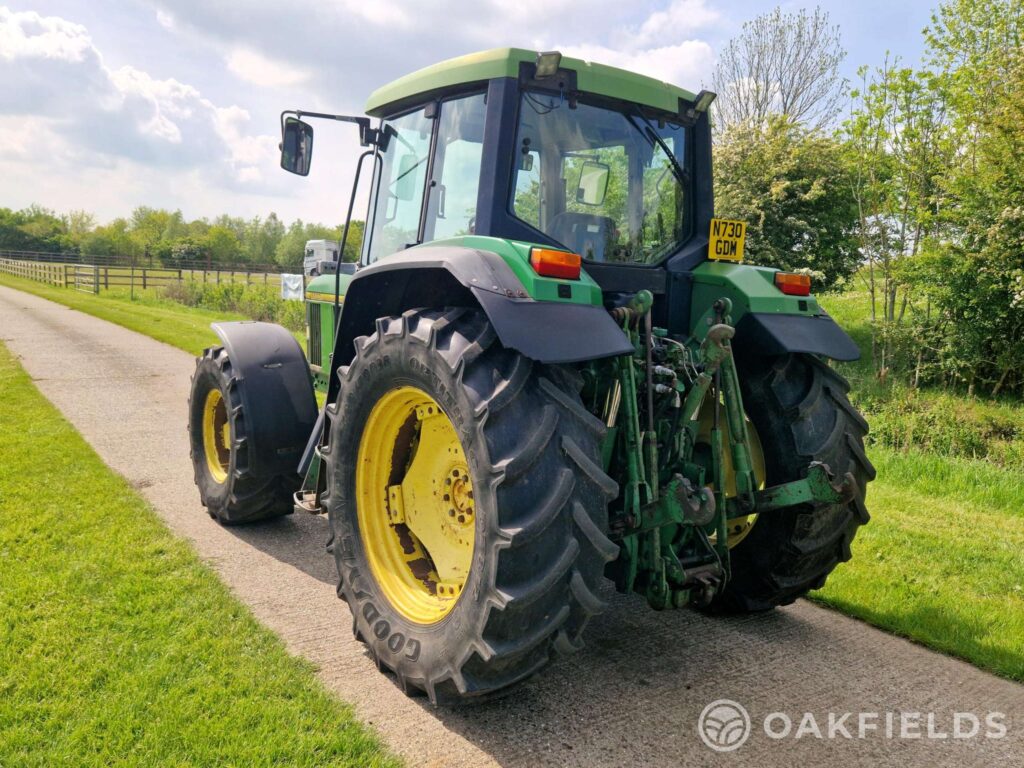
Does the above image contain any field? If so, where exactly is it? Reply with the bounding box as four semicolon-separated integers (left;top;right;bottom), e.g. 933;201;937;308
1;271;1022;682
0;342;398;767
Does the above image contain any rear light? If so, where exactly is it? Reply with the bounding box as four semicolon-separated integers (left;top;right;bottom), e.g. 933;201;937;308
774;272;811;296
530;247;581;280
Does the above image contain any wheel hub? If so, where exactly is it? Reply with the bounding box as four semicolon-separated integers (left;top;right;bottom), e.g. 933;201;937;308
695;398;767;548
202;388;230;484
356;386;476;624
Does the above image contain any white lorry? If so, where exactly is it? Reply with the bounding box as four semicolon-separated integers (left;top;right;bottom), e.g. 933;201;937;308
302;239;338;276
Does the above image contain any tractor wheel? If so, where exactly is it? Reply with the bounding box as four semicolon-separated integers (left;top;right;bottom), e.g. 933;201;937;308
709;353;875;612
323;308;618;704
188;346;298;524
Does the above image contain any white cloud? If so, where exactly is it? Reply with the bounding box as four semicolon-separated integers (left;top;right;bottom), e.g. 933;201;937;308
0;7;279;188
0;6;92;62
559;41;715;90
626;0;720;49
1;1;726;223
156;9;174;29
226;47;310;88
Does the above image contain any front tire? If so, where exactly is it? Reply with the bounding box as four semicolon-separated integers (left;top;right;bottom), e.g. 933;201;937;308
711;353;875;612
323;308;618;704
188;346;298;524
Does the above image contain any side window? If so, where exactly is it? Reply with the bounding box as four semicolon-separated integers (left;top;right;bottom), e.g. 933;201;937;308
364;108;433;263
425;93;486;240
512;149;541;227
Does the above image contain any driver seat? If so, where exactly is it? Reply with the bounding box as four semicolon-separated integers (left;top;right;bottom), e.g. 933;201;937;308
549;212;615;262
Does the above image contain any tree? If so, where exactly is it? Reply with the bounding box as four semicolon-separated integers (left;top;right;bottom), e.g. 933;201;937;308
713;117;859;291
910;0;1024;394
202;226;244;265
0;206;66;253
843;60;954;378
711;7;846;131
243;213;285;266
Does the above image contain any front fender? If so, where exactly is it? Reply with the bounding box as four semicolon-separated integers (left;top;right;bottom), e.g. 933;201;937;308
211;321;318;478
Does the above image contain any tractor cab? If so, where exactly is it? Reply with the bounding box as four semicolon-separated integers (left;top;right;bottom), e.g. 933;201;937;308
358;49;712;276
281;48;718;329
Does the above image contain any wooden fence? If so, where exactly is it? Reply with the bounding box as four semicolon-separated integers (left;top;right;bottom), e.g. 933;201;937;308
0;258;285;294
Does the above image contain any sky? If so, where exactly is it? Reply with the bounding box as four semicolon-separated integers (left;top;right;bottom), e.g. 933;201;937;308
1;0;936;226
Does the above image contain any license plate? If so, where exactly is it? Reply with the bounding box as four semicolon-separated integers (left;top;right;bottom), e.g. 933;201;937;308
708;218;746;262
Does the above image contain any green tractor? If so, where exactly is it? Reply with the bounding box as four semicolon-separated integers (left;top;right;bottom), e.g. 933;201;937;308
188;48;873;704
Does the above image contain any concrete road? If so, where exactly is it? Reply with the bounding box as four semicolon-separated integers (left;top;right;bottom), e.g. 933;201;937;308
1;283;1021;768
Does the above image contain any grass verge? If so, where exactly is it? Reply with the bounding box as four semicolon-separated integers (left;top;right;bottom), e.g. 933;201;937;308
0;342;399;767
812;446;1024;681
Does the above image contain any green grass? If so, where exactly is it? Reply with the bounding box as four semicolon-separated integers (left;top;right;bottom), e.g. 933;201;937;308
0;343;399;767
811;447;1024;681
0;272;247;356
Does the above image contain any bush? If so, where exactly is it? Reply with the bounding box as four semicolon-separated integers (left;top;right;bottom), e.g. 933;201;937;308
163;281;305;331
855;381;1024;469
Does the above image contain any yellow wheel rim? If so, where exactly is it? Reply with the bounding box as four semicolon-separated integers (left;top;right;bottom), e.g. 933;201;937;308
696;398;767;548
356;386;475;625
202;388;231;484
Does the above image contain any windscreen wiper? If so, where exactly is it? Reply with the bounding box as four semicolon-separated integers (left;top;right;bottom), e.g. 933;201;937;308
625;112;689;188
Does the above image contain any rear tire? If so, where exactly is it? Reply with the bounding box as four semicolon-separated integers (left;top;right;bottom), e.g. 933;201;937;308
323;308;618;704
710;353;874;612
188;346;298;524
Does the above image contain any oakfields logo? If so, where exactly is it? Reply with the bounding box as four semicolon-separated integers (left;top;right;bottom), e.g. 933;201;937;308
698;699;751;752
697;700;1008;751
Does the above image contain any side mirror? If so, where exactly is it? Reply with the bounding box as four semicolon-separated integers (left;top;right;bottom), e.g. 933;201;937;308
280;117;314;176
576;160;610;206
393;153;419;201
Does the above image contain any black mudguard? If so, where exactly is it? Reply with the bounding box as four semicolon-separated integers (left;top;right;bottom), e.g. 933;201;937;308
735;311;861;362
325;245;632;401
211;321;318;479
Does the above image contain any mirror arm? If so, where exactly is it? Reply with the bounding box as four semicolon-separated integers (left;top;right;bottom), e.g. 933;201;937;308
280;110;380;147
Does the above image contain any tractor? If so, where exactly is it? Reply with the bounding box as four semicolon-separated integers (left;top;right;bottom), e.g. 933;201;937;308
188;48;873;704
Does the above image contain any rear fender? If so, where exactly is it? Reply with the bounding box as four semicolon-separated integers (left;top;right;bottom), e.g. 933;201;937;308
689;261;860;361
324;243;633;403
211;321;318;477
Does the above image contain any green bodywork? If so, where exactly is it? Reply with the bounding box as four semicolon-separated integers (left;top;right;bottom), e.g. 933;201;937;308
365;48;697;117
302;237;603;393
688;261;821;340
303;273;351;390
420;236;603;305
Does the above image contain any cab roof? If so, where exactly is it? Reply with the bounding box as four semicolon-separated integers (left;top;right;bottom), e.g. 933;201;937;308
364;47;698;118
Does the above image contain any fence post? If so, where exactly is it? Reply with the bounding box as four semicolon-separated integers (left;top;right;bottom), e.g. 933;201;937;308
103;267;109;290
142;269;147;290
93;265;99;295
